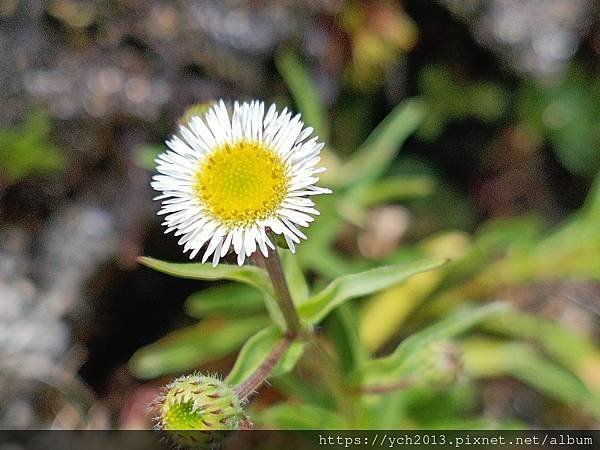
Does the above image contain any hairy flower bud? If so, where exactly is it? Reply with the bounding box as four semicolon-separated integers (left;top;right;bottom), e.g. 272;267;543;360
419;341;463;388
155;374;248;448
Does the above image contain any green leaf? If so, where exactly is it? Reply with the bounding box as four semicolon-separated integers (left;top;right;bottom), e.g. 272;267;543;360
296;196;362;278
399;385;479;428
328;303;367;372
139;257;288;329
256;403;346;429
479;310;600;392
360;302;508;383
138;257;273;296
338;98;426;186
462;338;600;418
276;50;329;141
184;283;265;318
353;175;435;206
0;109;63;183
582;172;600;221
128;316;268;379
298;257;447;324
225;326;305;386
133;144;163;171
280;249;310;304
271;373;335;410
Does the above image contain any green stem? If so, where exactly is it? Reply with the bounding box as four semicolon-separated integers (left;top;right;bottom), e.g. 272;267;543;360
234;336;293;400
245;247;358;424
242;245;360;421
252;247;302;337
232;248;303;399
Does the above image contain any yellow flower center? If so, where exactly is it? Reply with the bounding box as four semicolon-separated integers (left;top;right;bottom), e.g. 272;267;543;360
194;140;288;227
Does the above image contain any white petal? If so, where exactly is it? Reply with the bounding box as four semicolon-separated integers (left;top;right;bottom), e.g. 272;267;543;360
212;241;223;267
233;228;243;255
283;233;296;252
202;227;226;263
221;231;234;257
237;248;246;266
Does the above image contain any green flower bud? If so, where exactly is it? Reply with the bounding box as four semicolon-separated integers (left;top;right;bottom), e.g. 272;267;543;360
418;341;463;388
178;102;216;127
155;374;248;448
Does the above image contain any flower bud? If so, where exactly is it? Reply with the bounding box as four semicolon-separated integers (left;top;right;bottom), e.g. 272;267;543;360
418;340;463;388
178;102;215;127
155;374;247;448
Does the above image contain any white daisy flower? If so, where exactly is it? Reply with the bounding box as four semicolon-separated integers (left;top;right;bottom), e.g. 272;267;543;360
152;100;331;266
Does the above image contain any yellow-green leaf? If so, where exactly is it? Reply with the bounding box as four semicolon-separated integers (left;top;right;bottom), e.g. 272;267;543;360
185;283;265;318
298;257;448;324
138;256;273;297
128;316;268;379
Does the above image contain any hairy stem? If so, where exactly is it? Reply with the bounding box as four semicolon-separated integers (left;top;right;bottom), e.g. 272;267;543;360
234;336;293;400
252;248;302;337
233;247;303;399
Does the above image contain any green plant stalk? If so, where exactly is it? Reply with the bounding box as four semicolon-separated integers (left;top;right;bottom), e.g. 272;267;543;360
252;248;302;337
248;247;357;423
234;336;293;399
230;248;303;400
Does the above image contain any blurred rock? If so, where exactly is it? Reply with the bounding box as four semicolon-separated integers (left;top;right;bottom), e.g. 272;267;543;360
0;205;117;428
441;0;596;79
0;0;334;123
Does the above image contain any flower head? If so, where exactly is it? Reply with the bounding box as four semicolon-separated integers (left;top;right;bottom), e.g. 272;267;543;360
418;340;463;388
155;374;248;447
152;100;331;266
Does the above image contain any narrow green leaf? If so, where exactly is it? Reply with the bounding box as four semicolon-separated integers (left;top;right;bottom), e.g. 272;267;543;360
128;316;268;379
225;326;305;386
360;303;508;382
280;249;310;304
462;338;600;418
481;310;600;381
582;173;600;221
328;303;367;372
139;257;288;329
276;50;329;141
257;403;346;429
138;256;273;297
185;283;265;318
353;175;435;206
298;257;448;324
338;98;427;186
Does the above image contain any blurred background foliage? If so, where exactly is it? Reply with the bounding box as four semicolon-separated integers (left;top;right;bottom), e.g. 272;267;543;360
0;109;63;187
0;0;599;433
